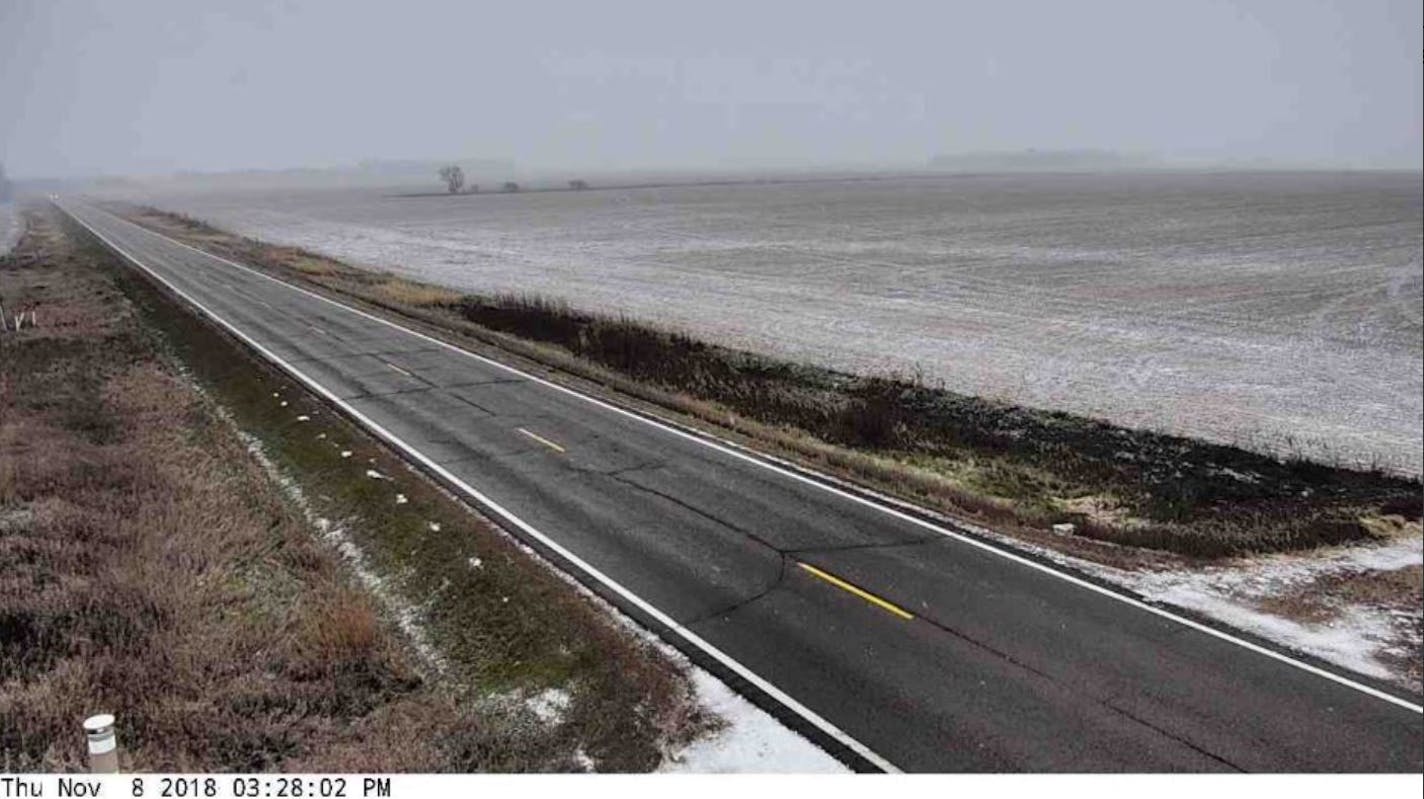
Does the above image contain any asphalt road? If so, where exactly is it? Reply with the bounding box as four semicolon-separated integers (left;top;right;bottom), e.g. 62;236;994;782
59;200;1423;773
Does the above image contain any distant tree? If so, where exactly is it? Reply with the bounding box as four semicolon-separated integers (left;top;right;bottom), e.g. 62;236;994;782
568;179;589;190
501;181;520;193
0;162;11;203
437;165;465;194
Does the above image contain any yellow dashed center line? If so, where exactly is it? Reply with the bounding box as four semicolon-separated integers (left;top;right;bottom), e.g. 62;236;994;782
308;324;328;336
384;361;415;377
518;427;566;453
796;561;915;620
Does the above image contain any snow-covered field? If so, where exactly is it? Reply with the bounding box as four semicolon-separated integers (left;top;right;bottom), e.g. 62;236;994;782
105;171;1424;473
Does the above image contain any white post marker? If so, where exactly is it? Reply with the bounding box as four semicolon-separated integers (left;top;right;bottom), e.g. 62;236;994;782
83;713;119;774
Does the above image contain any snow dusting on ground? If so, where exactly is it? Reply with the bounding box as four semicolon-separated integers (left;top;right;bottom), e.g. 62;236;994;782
1114;535;1422;686
102;172;1424;474
525;687;573;726
959;513;1423;691
659;670;847;773
202;391;450;677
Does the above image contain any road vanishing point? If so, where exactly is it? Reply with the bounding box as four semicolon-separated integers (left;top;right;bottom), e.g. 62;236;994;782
59;199;1423;773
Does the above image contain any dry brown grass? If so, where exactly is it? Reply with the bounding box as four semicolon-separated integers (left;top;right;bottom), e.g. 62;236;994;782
1;208;709;772
1257;563;1424;622
371;279;463;307
1331;565;1423;610
0;213;424;770
286;255;340;276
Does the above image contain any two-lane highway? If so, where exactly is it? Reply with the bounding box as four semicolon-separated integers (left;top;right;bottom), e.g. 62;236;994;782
60;199;1423;772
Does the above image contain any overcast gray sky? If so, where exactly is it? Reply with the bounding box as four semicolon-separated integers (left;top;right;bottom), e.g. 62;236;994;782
2;0;1420;178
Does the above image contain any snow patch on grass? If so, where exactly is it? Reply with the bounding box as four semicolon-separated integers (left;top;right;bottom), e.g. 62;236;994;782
833;483;1423;693
1115;536;1422;685
659;670;846;773
526;687;572;726
573;749;596;772
1144;582;1397;680
311;515;449;676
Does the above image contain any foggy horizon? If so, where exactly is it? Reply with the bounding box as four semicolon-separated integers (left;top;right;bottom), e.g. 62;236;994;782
2;0;1422;180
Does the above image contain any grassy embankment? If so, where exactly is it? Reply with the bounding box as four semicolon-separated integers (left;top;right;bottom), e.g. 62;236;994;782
114;204;1420;561
0;207;709;771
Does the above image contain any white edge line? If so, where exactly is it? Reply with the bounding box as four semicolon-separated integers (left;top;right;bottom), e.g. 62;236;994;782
59;201;904;773
70;201;1424;716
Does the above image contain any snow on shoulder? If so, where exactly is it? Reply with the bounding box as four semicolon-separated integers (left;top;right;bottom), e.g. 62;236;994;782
659;671;848;773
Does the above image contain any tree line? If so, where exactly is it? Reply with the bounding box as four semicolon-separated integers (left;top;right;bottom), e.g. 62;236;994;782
437;165;589;195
